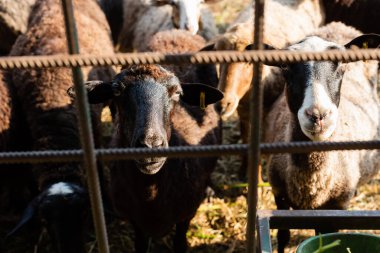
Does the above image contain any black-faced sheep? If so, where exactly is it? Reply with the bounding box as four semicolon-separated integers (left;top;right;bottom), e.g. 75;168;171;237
71;64;223;253
259;23;380;253
70;29;222;253
7;0;115;252
207;0;324;180
117;0;219;52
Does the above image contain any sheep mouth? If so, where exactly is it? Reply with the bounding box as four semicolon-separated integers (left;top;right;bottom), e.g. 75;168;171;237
302;126;334;141
135;158;166;175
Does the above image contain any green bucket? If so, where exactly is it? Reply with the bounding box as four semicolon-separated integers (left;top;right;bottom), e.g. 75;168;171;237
296;232;380;253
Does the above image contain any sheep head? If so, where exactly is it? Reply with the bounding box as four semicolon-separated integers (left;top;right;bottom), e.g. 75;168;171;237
259;34;380;141
68;64;223;174
152;0;207;35
207;22;254;119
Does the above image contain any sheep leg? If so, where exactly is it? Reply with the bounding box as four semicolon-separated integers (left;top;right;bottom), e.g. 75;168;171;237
238;106;249;181
274;195;290;253
237;97;264;184
173;219;191;253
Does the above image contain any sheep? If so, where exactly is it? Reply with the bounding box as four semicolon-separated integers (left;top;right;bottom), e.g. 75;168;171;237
322;0;380;34
207;0;324;180
7;0;115;252
79;29;220;253
117;0;219;52
69;64;222;253
69;31;222;252
0;0;36;55
259;23;380;253
216;0;380;123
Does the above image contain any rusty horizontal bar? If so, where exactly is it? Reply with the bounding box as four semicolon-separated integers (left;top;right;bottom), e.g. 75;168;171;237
257;210;380;230
0;49;379;69
260;140;380;154
0;140;379;164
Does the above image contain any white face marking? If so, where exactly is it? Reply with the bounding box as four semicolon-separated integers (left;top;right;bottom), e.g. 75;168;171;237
47;182;74;196
177;0;202;34
286;36;345;141
297;81;339;141
289;36;344;52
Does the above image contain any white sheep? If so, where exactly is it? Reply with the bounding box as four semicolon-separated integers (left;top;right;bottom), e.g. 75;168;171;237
207;0;324;179
117;0;219;52
261;22;380;253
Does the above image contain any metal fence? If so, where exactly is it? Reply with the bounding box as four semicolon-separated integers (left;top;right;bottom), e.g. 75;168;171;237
1;0;380;252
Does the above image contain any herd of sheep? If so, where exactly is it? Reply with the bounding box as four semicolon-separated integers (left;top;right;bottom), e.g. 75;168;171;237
0;0;379;252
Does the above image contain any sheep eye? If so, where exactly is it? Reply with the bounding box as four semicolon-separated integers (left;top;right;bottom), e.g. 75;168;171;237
113;90;121;96
172;90;182;102
168;0;178;5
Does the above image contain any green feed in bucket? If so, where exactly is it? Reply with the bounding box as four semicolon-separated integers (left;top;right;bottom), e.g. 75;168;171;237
296;233;380;253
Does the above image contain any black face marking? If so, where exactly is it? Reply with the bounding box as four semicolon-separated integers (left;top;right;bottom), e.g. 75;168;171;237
285;61;343;114
284;62;312;114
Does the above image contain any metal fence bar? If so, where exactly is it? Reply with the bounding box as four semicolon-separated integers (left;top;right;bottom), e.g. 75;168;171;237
256;210;380;252
0;49;379;69
258;210;380;230
257;216;272;253
247;0;266;252
60;0;109;252
0;140;379;164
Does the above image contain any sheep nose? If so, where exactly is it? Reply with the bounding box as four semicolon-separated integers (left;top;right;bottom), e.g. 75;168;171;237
183;23;197;35
135;134;165;149
305;108;330;124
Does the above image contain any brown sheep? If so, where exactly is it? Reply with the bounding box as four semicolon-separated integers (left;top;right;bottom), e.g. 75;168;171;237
7;0;115;252
70;63;223;253
72;29;221;253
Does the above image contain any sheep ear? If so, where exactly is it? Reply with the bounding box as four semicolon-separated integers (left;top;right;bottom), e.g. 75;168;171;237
245;43;287;68
199;43;215;51
245;43;276;51
204;0;222;4
6;195;40;237
345;34;380;49
67;81;115;104
152;0;170;6
180;83;224;107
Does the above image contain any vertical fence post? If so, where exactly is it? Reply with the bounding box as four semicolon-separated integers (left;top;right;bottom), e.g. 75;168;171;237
60;0;110;252
246;0;265;252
